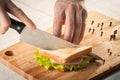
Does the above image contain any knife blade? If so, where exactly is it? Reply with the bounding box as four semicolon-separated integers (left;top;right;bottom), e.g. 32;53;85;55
10;18;78;50
20;27;78;50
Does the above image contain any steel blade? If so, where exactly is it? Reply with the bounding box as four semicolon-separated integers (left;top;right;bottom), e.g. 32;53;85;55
20;27;78;50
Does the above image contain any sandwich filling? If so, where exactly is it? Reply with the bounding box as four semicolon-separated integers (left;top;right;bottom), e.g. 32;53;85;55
34;49;91;71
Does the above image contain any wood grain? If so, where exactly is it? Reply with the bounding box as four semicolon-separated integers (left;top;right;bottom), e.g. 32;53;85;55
0;11;120;80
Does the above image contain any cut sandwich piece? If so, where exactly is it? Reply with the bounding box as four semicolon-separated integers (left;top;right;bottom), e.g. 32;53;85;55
36;46;92;64
34;49;91;71
34;46;92;71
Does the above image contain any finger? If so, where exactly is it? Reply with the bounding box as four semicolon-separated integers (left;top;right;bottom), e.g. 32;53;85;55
64;3;75;42
72;5;82;44
53;17;62;37
0;6;11;34
79;10;87;42
5;1;36;30
53;4;65;37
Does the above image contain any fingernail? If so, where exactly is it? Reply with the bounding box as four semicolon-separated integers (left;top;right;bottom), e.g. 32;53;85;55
30;23;36;30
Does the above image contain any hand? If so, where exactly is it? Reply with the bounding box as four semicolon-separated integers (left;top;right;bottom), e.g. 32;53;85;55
53;0;87;44
0;0;36;34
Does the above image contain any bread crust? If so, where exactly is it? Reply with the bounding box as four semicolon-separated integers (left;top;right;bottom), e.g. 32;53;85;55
39;46;92;64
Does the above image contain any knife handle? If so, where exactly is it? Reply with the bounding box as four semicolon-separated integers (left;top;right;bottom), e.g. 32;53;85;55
10;18;25;34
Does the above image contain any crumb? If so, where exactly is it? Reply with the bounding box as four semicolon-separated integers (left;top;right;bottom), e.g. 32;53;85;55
107;49;110;53
109;52;112;56
91;20;94;25
103;60;105;65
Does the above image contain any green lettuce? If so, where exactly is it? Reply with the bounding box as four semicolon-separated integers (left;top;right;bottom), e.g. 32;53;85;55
34;49;90;71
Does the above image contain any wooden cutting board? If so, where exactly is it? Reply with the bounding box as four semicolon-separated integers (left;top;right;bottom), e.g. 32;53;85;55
0;11;120;80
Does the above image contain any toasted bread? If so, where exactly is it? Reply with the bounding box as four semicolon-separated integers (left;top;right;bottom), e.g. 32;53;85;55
38;46;92;64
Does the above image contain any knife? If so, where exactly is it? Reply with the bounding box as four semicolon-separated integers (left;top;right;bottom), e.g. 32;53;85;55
10;18;103;61
10;18;78;50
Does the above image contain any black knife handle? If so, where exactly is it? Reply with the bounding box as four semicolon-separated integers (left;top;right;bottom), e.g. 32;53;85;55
10;18;25;34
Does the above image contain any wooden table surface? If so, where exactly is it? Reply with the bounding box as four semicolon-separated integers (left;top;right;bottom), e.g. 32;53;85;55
0;0;120;80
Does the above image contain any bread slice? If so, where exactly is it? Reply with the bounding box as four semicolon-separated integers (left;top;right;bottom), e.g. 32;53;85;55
39;46;92;64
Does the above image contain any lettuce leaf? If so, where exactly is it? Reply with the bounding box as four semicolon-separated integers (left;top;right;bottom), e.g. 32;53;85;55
34;49;90;71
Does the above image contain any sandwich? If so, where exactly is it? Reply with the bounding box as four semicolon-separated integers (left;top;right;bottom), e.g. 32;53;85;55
34;46;93;71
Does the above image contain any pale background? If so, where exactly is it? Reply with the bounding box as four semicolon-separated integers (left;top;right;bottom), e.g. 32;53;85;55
0;0;120;80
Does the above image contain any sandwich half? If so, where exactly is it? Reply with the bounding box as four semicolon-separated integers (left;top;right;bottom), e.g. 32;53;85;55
34;46;92;71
